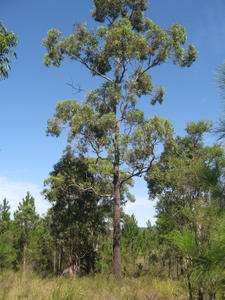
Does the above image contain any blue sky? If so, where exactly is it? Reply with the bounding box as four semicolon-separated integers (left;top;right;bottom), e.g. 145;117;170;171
0;0;225;226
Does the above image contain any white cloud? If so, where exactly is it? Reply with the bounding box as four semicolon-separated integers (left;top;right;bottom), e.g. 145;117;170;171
0;176;49;216
124;196;157;227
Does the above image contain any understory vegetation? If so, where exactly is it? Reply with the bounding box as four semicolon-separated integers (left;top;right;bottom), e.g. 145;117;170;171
0;271;188;300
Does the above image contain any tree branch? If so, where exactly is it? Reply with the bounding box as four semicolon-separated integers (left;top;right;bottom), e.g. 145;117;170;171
119;60;126;83
61;181;113;199
120;155;155;186
136;59;160;81
75;56;113;82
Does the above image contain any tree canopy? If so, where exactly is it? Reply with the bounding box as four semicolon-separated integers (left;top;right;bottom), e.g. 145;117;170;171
0;21;17;80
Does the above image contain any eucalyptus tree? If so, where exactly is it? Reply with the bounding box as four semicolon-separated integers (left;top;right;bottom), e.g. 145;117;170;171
0;21;17;80
43;0;197;280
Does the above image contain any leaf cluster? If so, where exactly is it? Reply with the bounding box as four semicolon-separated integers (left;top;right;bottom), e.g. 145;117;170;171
0;21;17;80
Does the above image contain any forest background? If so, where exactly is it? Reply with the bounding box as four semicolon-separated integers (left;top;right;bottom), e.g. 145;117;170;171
1;0;225;227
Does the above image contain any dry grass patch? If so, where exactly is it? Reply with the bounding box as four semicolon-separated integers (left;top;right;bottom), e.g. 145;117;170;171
0;272;187;300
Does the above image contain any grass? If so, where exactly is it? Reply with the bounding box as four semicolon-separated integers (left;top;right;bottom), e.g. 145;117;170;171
0;271;188;300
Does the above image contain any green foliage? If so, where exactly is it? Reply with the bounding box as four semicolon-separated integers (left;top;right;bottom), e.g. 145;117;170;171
146;121;225;298
0;199;16;270
43;0;196;193
146;121;224;198
0;21;17;80
121;214;142;276
14;192;38;237
171;210;225;298
14;192;39;269
95;233;113;274
29;216;54;274
43;5;197;74
43;150;110;275
0;198;10;226
91;0;148;31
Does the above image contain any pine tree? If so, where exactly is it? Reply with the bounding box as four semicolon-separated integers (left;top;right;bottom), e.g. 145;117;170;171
14;192;39;272
0;199;15;270
146;121;225;298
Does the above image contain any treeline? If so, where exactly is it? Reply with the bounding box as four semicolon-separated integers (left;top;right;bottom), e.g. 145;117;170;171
1;121;225;299
0;189;154;278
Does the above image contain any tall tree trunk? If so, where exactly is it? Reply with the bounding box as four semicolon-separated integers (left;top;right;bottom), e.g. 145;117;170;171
113;122;122;281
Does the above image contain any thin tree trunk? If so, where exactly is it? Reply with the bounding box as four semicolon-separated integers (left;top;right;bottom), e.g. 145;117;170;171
113;122;122;281
58;251;61;273
53;245;56;274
